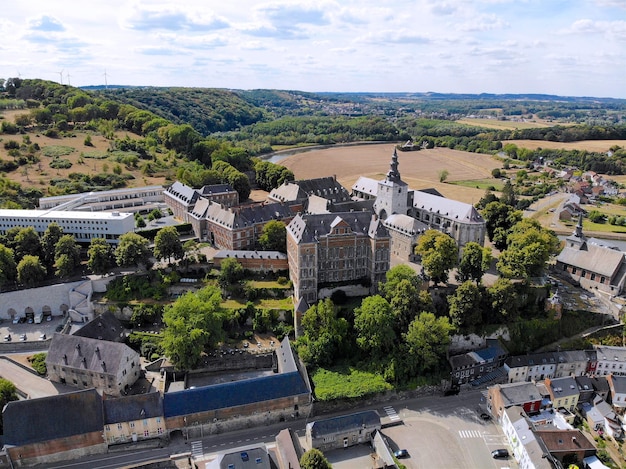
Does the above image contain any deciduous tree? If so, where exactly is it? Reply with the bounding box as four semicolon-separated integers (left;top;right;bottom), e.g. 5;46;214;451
258;220;287;253
298;299;348;367
300;448;332;469
404;312;452;374
161;286;224;370
153;226;184;263
41;222;64;273
448;281;483;329
87;238;115;275
115;233;151;269
218;258;244;288
0;378;18;433
456;242;492;284
415;230;458;285
0;244;17;289
17;255;46;287
354;295;396;356
54;234;81;277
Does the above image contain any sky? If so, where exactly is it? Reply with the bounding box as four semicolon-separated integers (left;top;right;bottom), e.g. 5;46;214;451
1;0;625;98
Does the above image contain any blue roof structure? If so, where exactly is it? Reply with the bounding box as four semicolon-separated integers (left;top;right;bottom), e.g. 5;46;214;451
163;371;309;418
475;344;506;362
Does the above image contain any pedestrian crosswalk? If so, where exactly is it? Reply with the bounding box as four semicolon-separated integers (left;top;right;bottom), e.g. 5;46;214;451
383;406;400;421
458;429;483;439
191;441;204;458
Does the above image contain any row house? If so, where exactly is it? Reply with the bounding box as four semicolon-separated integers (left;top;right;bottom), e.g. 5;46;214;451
305;411;381;451
504;352;558;383
286;211;390;306
554;350;590;378
544;377;579;420
449;340;508;385
595;345;626;377
487;382;546;421
103;392;165;445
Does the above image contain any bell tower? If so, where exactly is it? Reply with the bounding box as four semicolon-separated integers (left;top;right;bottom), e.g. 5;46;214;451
374;148;409;219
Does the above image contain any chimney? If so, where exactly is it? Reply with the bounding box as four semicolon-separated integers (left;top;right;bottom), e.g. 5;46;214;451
95;346;101;359
63;354;68;365
75;343;81;355
101;361;107;372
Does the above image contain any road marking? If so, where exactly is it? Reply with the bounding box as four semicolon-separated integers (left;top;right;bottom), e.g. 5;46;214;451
191;441;203;458
459;429;483;439
383;406;400;421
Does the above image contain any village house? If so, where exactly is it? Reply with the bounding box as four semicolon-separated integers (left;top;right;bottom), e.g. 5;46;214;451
595;346;626;377
504;352;558;383
487;382;545;421
103;392;165;445
305;410;381;451
448;340;507;386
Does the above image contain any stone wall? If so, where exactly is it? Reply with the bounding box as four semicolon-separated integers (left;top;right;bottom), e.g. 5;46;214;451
448;328;510;354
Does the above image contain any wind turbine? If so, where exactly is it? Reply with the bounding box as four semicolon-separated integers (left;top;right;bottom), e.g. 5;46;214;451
103;69;108;89
66;72;71;86
58;69;64;85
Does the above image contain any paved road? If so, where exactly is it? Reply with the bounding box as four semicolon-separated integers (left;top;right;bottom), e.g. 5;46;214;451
44;389;517;469
0;356;74;398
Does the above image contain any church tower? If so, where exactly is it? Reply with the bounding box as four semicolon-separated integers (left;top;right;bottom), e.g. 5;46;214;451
373;148;409;219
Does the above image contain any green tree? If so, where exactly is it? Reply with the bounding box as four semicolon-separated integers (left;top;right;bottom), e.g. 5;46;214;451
404;312;453;374
456;242;492;284
354;295;396;357
218;257;244;288
298;299;348;367
115;233;152;268
41;222;64;273
87;238;115;275
415;230;458;285
448;281;483;329
54;234;81;277
300;448;332;469
0;378;18;433
161;286;224;370
17;255;46;287
497;219;560;279
487;278;519;323
258;220;287;253
379;264;421;300
500;179;517;207
153;226;184;263
481;201;522;250
0;244;17;289
14;226;43;262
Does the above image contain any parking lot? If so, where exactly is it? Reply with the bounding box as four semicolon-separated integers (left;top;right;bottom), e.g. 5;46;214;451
1;314;65;344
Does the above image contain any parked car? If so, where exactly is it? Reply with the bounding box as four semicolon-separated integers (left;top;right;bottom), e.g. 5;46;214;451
12;317;19;324
4;334;11;341
394;449;409;459
39;334;46;341
480;413;492;421
19;334;26;341
443;386;460;396
491;449;509;459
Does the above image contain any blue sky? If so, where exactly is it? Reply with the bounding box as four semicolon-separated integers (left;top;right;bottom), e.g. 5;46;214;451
1;0;625;98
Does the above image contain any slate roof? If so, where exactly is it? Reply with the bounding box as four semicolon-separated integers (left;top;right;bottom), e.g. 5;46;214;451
554;350;589;364
384;214;428;236
165;181;199;204
199;184;235;196
46;333;137;377
163;371;309;418
557;244;625;279
449;353;477;369
306;410;380;438
498;382;543;406
595;345;626;362
474;343;507;362
576;376;595;393
3;389;104;446
351;176;379;196
287;211;388;244
216;447;270;469
189;197;211;219
590;376;610;393
205;201;294;229
73;311;126;342
609;374;626;395
270;177;350;203
213;250;287;261
506;352;557;369
103;392;163;424
275;429;303;469
412;190;484;224
548;377;579;399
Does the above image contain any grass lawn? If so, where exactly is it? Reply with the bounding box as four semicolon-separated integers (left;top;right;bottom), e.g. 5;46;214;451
312;366;393;401
457;118;553;130
448;179;504;191
221;297;293;310
249;280;290;289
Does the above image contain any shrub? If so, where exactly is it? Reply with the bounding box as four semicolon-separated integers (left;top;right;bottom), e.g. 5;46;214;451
28;352;47;375
50;158;72;169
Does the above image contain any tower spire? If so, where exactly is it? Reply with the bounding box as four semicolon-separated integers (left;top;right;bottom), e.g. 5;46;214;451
574;212;584;238
386;148;401;182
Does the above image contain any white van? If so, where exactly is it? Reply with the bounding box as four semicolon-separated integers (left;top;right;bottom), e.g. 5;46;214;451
34;312;44;324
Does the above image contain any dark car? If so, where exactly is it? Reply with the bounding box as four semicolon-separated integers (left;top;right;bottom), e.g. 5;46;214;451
394;449;409;459
443;386;460;396
480;413;492;421
491;449;509;459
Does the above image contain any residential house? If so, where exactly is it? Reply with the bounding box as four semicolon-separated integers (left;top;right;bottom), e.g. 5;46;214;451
544;377;579;421
46;333;140;397
575;376;596;404
534;429;596;467
607;373;626;412
504;352;557;383
487;382;544;420
590;376;610;400
501;406;552;469
581;395;623;439
2;389;106;467
449;341;507;385
595;346;626;377
305;410;381;451
554;350;589;378
556;217;626;295
103;392;165;445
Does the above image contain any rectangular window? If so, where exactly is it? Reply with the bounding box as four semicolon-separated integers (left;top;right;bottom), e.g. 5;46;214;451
117;423;123;430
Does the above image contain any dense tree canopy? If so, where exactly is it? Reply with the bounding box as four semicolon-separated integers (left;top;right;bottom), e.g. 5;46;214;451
448;281;484;329
115;233;152;268
415;230;458;285
354;295;396;357
404;312;453;374
300;448;332;469
456;242;492;284
54;234;81;278
298;299;348;367
258;220;287;253
0;378;18;433
17;254;45;287
87;238;115;275
161;286;224;369
153;226;184;263
0;244;17;288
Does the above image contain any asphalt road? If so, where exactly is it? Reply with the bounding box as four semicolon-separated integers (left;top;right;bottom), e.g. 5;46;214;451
43;389;517;469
